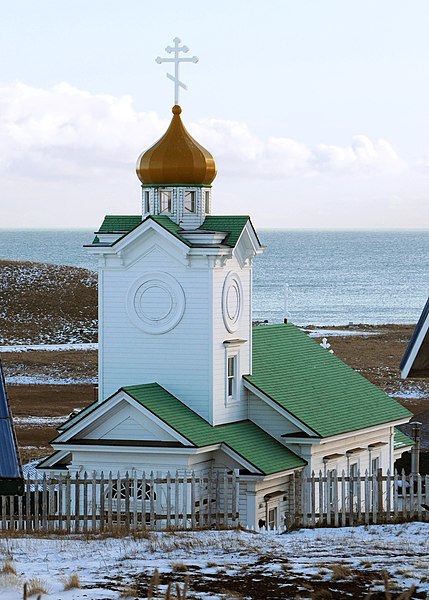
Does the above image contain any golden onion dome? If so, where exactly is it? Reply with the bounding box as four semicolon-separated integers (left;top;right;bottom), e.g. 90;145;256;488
136;105;217;185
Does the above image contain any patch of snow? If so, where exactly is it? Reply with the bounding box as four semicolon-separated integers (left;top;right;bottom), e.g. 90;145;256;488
0;524;427;599
303;328;381;337
6;375;97;384
14;416;67;427
0;342;98;353
390;386;429;399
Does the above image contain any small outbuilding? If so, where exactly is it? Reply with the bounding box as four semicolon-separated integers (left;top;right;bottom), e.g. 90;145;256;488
400;297;429;378
0;360;23;495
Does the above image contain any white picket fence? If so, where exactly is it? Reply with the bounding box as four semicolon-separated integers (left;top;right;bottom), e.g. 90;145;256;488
0;470;240;532
300;469;429;527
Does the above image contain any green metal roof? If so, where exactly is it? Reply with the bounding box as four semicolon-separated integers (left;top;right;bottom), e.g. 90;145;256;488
123;383;305;475
200;215;253;247
244;324;412;439
98;215;142;233
150;215;191;246
394;428;414;450
91;214;253;249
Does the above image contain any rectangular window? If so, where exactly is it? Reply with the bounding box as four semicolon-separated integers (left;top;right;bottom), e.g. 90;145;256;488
184;191;196;213
268;506;278;530
371;457;380;476
204;190;210;213
144;191;150;213
160;190;172;213
227;355;236;399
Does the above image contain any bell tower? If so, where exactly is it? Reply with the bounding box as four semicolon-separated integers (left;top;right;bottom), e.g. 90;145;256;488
87;38;264;426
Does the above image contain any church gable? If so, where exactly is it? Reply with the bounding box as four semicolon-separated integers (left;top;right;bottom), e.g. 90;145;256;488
245;323;411;438
82;401;179;443
51;389;193;447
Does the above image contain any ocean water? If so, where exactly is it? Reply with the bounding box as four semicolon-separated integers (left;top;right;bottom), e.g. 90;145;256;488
0;229;427;325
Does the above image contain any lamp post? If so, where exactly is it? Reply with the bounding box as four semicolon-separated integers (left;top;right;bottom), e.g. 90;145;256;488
410;421;422;475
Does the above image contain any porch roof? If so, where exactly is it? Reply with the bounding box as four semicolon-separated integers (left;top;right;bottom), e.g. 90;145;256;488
123;383;305;476
245;324;411;438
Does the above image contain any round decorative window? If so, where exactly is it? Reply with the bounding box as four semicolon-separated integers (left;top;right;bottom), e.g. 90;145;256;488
222;272;243;333
126;271;185;334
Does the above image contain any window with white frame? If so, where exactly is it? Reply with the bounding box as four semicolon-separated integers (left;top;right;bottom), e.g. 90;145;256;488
184;190;196;213
371;456;380;476
160;190;172;213
204;190;210;213
227;353;238;401
144;191;150;213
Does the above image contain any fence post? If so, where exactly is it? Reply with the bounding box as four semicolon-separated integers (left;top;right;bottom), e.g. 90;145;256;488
410;472;415;520
100;472;105;531
233;469;240;525
25;472;31;532
340;471;346;527
74;473;81;533
132;475;138;531
190;472;196;529
386;469;391;523
42;473;48;531
83;472;88;533
66;474;71;533
310;471;316;527
92;471;98;532
174;471;179;528
124;472;130;531
166;471;171;529
107;472;113;530
318;470;323;526
393;469;399;520
377;468;383;521
333;470;339;527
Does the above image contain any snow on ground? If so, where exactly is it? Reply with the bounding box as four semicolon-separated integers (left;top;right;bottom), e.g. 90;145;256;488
0;523;428;599
0;343;98;353
13;416;68;427
303;328;381;337
390;385;429;399
5;374;97;385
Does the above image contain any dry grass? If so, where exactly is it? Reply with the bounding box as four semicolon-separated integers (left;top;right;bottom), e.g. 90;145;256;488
312;590;333;599
63;573;81;590
1;559;16;575
171;561;188;572
330;564;352;580
119;582;140;598
26;576;50;596
147;568;160;599
0;260;97;345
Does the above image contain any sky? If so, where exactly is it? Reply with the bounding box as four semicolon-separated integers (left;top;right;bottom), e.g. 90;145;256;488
1;0;429;229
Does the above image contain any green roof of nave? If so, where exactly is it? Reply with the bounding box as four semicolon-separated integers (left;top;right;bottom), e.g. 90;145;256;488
123;383;306;475
93;214;254;248
245;324;412;438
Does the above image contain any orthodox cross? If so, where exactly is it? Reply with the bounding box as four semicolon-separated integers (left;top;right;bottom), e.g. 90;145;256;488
156;37;198;105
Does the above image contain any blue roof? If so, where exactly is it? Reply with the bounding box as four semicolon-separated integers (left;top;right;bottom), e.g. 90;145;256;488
0;361;21;479
400;296;429;375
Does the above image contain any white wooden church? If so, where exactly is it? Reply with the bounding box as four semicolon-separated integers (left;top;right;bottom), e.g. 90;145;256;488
39;42;413;528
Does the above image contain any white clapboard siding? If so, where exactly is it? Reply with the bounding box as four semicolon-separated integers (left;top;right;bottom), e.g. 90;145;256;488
100;238;212;420
248;393;302;438
211;260;252;425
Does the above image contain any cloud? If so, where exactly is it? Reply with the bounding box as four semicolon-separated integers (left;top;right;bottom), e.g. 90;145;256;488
0;81;406;186
0;81;426;229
